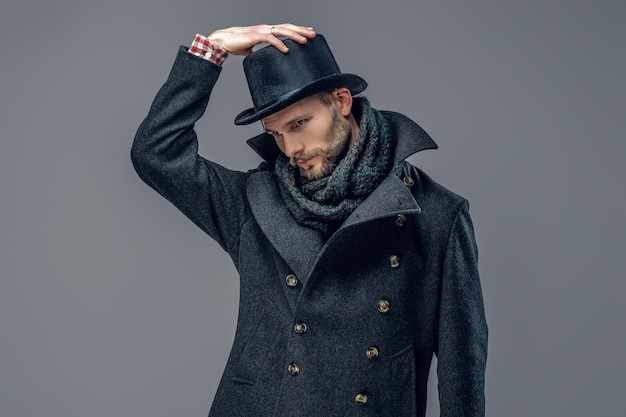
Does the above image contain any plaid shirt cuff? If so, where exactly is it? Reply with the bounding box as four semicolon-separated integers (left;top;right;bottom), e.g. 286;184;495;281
189;33;228;65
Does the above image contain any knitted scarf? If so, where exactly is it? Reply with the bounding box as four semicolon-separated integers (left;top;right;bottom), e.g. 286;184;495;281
274;97;395;237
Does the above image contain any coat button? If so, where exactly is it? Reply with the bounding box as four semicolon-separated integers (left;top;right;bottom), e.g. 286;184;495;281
355;393;368;404
366;346;379;359
395;214;407;226
403;176;415;187
288;362;300;376
294;322;308;334
285;273;298;287
377;300;390;314
389;255;400;268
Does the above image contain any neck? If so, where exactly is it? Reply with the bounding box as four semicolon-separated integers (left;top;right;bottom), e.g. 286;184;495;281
346;113;361;149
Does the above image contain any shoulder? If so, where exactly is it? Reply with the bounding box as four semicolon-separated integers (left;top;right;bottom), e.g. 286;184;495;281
413;166;466;207
403;163;469;232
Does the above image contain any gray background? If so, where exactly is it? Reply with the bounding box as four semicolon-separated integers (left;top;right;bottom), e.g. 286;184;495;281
1;0;624;416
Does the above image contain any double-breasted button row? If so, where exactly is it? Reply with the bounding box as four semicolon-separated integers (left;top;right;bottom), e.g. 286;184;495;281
389;255;400;268
377;299;390;314
287;362;300;376
285;273;298;287
294;322;308;334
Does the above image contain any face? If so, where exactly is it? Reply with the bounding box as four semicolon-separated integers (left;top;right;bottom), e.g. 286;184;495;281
263;94;352;180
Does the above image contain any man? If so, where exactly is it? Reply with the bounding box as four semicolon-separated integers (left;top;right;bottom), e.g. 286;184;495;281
132;23;487;417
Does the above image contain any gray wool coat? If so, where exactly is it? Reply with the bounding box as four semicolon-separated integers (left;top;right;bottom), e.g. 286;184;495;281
132;47;488;417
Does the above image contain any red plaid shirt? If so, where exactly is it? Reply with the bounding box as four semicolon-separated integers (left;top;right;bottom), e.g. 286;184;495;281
188;34;228;65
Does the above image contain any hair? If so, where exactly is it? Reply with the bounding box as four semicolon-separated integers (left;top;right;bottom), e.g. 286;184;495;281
314;90;335;106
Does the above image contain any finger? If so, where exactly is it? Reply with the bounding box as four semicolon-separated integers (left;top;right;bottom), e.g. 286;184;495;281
270;24;316;44
262;31;292;53
278;23;316;38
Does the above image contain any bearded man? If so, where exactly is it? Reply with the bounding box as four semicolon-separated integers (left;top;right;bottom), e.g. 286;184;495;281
132;23;488;417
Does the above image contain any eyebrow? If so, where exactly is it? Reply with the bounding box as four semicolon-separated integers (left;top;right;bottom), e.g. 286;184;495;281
264;114;309;134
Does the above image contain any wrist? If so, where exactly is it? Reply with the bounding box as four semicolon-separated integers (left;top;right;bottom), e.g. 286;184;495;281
189;33;229;65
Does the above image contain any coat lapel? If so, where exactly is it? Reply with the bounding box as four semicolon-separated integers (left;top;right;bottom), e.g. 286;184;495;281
246;171;325;282
339;173;421;230
305;173;422;275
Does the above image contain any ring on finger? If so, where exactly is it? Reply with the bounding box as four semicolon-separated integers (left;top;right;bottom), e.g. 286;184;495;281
271;26;275;36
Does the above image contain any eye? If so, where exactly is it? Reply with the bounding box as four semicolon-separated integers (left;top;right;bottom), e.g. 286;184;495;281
291;119;306;130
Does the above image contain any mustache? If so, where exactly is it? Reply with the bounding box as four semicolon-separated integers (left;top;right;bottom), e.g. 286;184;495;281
289;149;328;166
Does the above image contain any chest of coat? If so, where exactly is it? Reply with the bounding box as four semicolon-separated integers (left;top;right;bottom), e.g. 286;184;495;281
236;213;437;345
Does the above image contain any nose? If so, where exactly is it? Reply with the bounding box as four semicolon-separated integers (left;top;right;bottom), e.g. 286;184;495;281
281;134;304;159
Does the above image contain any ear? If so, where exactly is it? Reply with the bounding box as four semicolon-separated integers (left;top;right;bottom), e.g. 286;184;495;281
332;87;353;117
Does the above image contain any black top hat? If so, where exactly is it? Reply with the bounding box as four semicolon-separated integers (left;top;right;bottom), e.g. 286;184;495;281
234;34;367;125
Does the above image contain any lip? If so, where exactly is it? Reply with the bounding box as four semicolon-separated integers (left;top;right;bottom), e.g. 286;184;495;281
297;158;312;167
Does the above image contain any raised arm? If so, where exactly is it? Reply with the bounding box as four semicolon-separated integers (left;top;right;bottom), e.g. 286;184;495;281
130;24;315;252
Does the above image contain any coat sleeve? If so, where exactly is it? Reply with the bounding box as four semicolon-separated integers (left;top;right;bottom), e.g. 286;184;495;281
131;46;253;255
436;200;488;417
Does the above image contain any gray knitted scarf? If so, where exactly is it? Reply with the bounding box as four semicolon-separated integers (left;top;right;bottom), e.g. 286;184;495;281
274;97;394;237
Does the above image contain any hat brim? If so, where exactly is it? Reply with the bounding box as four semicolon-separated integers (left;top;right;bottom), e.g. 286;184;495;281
233;73;367;126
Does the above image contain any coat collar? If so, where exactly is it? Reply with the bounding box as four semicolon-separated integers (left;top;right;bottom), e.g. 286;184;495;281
246;110;438;165
246;111;437;281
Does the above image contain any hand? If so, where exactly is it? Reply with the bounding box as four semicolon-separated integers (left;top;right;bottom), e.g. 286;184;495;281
207;24;316;57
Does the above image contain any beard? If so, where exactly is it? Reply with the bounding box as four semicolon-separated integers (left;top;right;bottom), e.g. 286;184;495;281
291;108;352;180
